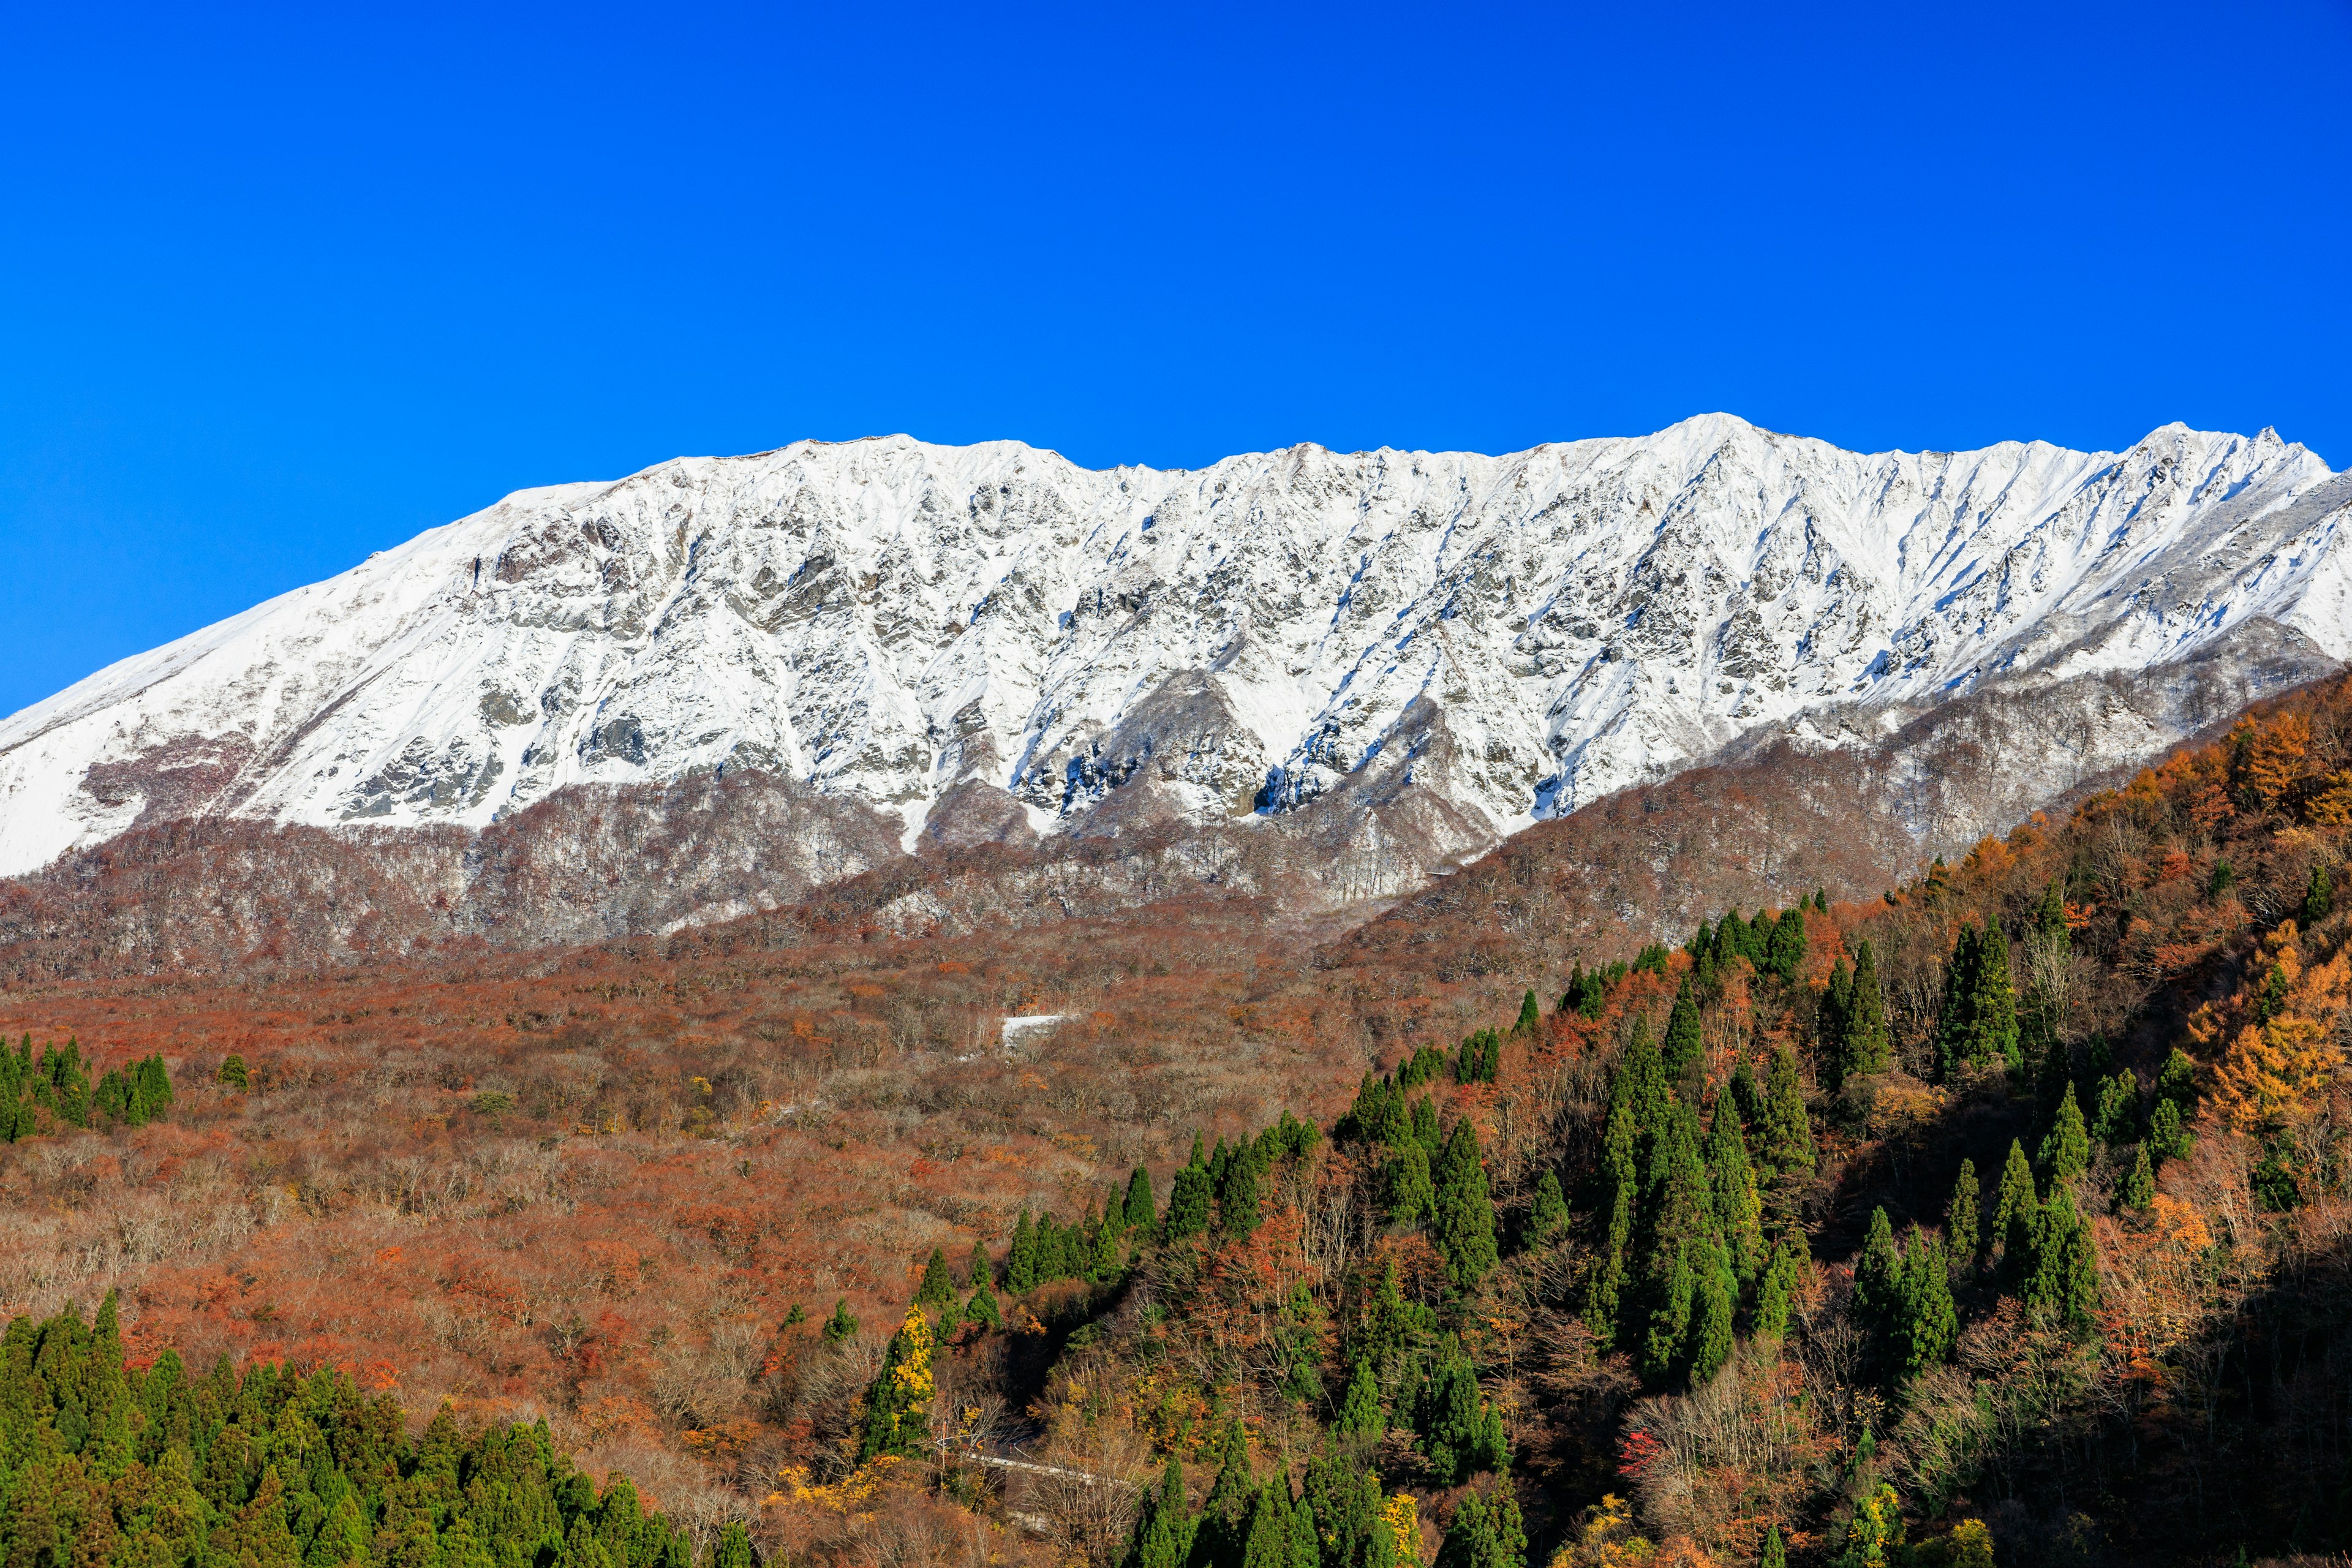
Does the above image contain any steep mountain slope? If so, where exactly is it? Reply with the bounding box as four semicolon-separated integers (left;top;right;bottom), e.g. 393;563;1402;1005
2;416;2346;883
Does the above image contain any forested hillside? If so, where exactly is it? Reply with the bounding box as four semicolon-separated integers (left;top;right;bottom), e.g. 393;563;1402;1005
2;676;2349;1566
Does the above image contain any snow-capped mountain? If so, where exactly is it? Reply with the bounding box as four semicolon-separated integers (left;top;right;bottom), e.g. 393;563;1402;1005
2;414;2347;882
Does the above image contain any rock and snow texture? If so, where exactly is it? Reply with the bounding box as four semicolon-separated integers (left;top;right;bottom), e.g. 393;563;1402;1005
2;415;2348;880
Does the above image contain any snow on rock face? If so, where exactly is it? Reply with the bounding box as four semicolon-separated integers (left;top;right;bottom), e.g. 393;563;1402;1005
1;417;2346;881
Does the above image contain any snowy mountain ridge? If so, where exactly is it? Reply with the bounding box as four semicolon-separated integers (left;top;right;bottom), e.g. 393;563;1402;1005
2;413;2347;882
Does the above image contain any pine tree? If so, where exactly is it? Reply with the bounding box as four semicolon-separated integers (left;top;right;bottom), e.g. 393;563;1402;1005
1586;1100;1638;1343
711;1523;753;1568
1837;1483;1904;1568
1971;918;2022;1072
915;1247;958;1316
1515;989;1540;1036
1662;980;1705;1078
1386;1139;1436;1227
1434;1487;1526;1568
1127;1456;1194;1568
1614;1017;1670;1140
1761;1525;1787;1568
1842;941;1891;1078
1525;1170;1569;1248
963;1280;1004;1329
1851;1207;1901;1335
2149;1097;2193;1164
1986;1139;2038;1281
2036;878;2070;942
1413;1338;1507;1485
1241;1482;1294;1568
1755;1044;1815;1181
1754;1229;1808;1341
855;1306;935;1461
2024;1186;2098;1325
219;1053;249;1090
1164;1166;1214;1241
1765;907;1809;982
1894;1226;1956;1373
1639;1101;1717;1381
2120;1144;2155;1212
2306;864;2335;925
1193;1419;1254;1567
1932;925;1980;1079
823;1298;859;1343
1008;1211;1039;1290
1944;1160;1979;1278
1127;1166;1157;1235
2092;1071;2139;1145
1433;1118;1499;1290
2040;1082;2090;1185
1705;1084;1766;1283
1335;1357;1385;1436
968;1239;993;1289
1691;1248;1736;1382
1411;1096;1442;1156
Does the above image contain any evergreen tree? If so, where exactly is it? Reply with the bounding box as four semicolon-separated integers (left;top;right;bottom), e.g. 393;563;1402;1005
1765;907;1809;982
2024;1186;2098;1325
1586;1099;1638;1343
2035;878;2070;942
1008;1211;1040;1290
1126;1456;1195;1568
1944;1159;1979;1278
711;1523;753;1568
1191;1419;1254;1568
1386;1139;1436;1227
1971;919;2022;1072
2149;1097;2194;1165
1755;1045;1815;1181
1837;1483;1904;1568
1412;1339;1507;1485
968;1239;993;1289
1932;925;1980;1079
1164;1166;1214;1242
1127;1166;1157;1235
1705;1084;1766;1283
1434;1488;1526;1568
1761;1525;1787;1568
1242;1482;1294;1568
1691;1251;1736;1383
1894;1226;1956;1373
2092;1071;2139;1146
1754;1230;1808;1341
1525;1170;1570;1249
823;1298;860;1343
1638;1101;1719;1381
1842;941;1891;1079
855;1306;935;1461
1851;1207;1901;1335
915;1247;958;1316
1410;1096;1443;1156
1335;1357;1385;1436
1613;1017;1670;1142
963;1280;1004;1329
2119;1144;2156;1212
219;1054;249;1090
1662;980;1705;1078
1986;1139;2038;1281
1822;956;1854;1066
1433;1118;1499;1290
2040;1082;2090;1185
2306;864;2335;926
1515;989;1541;1036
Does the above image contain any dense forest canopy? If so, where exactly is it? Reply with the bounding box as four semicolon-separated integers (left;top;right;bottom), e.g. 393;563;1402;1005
2;676;2350;1566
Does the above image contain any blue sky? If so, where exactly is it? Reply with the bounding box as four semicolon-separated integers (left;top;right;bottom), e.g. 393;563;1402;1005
2;1;2348;717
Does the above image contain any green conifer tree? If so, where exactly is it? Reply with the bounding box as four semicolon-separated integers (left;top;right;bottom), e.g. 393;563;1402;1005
2040;1082;2090;1185
2120;1144;2155;1212
2306;864;2335;925
1894;1226;1956;1373
1127;1456;1195;1568
915;1247;958;1316
1662;979;1705;1079
1766;907;1809;982
1335;1357;1384;1436
1386;1140;1436;1227
1192;1419;1254;1567
1842;941;1891;1078
1525;1170;1569;1249
1691;1248;1736;1383
822;1298;860;1343
1515;989;1541;1036
1433;1119;1499;1290
1008;1211;1039;1291
2149;1098;2193;1165
2024;1186;2098;1325
1754;1230;1808;1341
1164;1166;1214;1242
855;1306;936;1462
1986;1139;2038;1281
1586;1101;1638;1342
711;1523;753;1568
1932;926;1980;1080
1944;1160;1979;1278
1755;1044;1815;1182
1639;1101;1717;1381
968;1239;993;1289
1127;1166;1157;1234
1970;918;2021;1072
1705;1085;1766;1283
1761;1524;1787;1568
1851;1207;1901;1335
963;1280;1004;1329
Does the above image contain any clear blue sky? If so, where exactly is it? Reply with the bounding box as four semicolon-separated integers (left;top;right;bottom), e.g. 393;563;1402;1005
3;2;2348;718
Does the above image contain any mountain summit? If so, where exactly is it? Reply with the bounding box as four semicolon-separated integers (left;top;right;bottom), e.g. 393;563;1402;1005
3;416;2346;880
